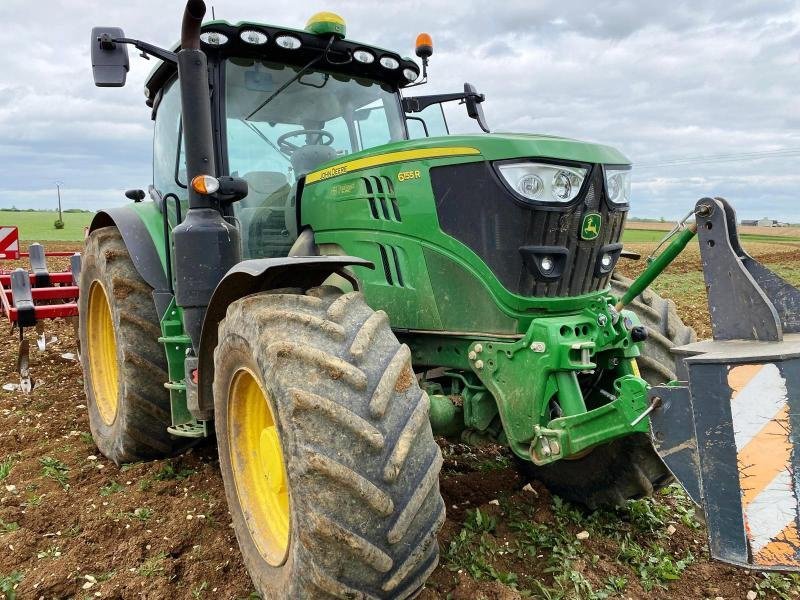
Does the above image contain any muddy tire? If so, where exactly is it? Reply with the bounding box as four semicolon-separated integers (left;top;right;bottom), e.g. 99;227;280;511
79;226;190;465
214;287;445;599
519;275;696;509
610;273;696;383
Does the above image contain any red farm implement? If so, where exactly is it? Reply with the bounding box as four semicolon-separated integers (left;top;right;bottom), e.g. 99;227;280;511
0;227;81;392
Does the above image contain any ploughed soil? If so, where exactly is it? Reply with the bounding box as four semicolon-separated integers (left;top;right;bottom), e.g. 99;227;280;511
2;240;800;599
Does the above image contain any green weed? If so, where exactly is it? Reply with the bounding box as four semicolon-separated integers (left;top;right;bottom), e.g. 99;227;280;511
23;493;43;508
154;462;197;481
0;457;15;482
40;457;69;489
0;518;19;535
0;570;23;600
753;572;800;599
191;581;209;598
36;546;61;560
99;481;124;497
618;536;693;591
137;552;167;577
130;507;153;522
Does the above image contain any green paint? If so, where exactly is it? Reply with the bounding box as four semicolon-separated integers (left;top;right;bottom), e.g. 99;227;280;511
128;28;683;462
158;299;194;428
305;13;347;38
125;202;169;277
456;298;646;460
581;213;602;241
616;226;697;310
429;394;465;437
529;375;651;465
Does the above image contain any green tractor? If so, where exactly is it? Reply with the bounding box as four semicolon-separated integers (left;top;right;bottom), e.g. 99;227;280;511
84;2;710;597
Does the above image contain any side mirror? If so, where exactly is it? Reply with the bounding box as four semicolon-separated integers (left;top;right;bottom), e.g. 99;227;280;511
464;83;490;133
91;27;130;87
125;189;146;202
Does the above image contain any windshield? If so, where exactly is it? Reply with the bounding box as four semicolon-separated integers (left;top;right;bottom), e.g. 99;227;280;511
225;58;406;258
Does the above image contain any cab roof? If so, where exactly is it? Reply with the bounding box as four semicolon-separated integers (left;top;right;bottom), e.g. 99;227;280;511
144;19;420;106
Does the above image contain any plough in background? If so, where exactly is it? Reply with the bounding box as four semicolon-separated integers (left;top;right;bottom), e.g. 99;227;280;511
0;226;81;392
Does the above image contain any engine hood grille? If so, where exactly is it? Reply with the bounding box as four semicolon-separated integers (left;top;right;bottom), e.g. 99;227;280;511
431;161;627;298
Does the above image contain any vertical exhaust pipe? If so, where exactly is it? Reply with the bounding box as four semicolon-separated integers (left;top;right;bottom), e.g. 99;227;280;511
172;0;241;353
181;0;205;50
177;0;214;211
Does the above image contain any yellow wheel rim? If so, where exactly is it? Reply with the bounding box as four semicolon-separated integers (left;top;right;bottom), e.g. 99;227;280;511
228;368;291;566
631;358;642;379
87;281;119;425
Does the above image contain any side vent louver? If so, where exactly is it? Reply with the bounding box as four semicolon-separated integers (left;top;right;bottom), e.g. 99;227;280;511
376;243;406;287
363;176;401;222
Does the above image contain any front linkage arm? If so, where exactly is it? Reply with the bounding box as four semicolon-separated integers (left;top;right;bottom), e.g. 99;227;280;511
466;299;652;466
467;205;704;466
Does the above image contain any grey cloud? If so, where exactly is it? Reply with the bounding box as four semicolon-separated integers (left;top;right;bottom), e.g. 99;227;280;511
0;1;799;221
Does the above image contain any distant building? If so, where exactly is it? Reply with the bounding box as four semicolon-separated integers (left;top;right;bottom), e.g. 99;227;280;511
741;217;789;227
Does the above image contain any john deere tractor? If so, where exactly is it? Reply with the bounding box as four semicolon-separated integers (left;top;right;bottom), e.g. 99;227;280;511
81;2;779;597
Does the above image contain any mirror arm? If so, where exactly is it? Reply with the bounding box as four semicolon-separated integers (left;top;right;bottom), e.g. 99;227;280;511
403;92;484;114
113;37;178;64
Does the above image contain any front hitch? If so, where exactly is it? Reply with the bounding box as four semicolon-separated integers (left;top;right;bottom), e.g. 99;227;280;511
650;197;800;570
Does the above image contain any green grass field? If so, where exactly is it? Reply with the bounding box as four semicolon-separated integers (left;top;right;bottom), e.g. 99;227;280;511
0;210;93;242
622;228;800;244
2;209;796;247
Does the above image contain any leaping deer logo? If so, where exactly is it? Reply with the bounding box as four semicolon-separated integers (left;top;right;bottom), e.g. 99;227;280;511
582;214;602;240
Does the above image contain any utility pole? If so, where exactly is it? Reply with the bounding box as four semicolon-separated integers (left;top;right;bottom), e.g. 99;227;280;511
55;182;63;222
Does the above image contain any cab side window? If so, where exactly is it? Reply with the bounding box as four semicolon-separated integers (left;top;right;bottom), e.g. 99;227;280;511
406;104;449;139
153;79;186;201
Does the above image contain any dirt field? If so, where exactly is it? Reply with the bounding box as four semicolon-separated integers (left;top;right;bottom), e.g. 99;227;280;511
627;220;800;239
2;240;800;599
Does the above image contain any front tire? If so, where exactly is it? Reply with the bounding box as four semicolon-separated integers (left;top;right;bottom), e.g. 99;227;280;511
214;287;445;599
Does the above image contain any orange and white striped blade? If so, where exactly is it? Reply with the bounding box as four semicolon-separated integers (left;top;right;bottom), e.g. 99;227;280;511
730;363;800;566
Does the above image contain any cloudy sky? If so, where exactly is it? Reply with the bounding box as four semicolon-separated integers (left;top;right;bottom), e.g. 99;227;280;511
1;0;799;221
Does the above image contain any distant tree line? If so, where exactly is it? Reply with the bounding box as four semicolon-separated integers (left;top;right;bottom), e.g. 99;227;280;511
0;207;93;213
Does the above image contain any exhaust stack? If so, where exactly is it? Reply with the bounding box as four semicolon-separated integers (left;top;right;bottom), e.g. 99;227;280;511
172;0;241;353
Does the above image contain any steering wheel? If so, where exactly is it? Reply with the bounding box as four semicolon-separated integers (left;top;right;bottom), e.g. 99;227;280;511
277;129;334;155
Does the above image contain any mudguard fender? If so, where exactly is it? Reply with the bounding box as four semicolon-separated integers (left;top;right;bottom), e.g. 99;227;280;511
194;256;373;420
89;207;172;318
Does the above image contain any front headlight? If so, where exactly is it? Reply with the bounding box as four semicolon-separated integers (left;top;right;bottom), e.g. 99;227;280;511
604;166;631;205
497;162;588;203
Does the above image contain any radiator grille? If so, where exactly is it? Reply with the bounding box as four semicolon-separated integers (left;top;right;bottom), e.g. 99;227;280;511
431;162;627;297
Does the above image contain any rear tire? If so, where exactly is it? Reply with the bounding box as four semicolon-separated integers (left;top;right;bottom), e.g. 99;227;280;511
518;274;696;508
215;287;445;599
79;227;191;465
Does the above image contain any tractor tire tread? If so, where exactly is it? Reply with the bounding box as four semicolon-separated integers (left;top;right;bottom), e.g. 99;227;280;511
214;288;444;599
80;226;192;465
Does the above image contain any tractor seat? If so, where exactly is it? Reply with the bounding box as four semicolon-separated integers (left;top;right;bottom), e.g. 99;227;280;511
241;171;289;208
290;144;339;177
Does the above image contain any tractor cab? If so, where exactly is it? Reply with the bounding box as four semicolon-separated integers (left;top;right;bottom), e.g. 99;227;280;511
142;13;467;258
